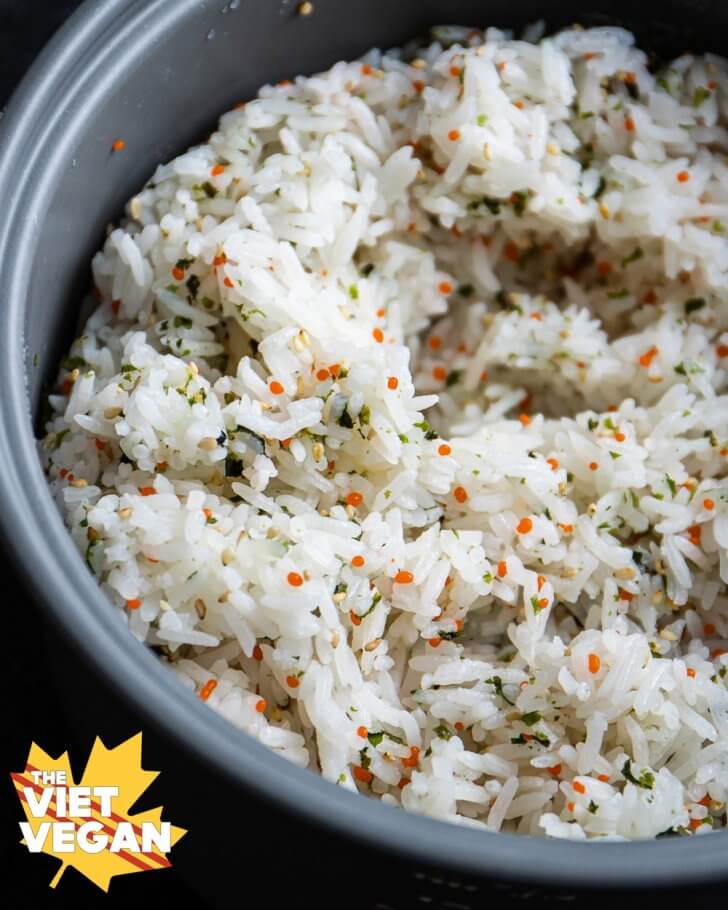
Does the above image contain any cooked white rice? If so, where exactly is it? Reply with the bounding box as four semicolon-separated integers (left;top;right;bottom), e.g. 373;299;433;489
43;24;728;840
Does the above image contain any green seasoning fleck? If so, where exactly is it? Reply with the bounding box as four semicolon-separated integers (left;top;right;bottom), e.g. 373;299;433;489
521;710;542;726
593;176;607;199
359;748;371;770
360;263;374;277
532;731;550;746
483;571;493;584
620;247;643;268
175;257;194;271
186;274;200;300
52;428;70;451
685;297;706;315
588;417;598;431
485;675;515;705
173;316;193;329
649;641;665;659
477;114;487;126
622;758;655;789
358;404;371;427
62;355;87;371
433;724;452;740
530;594;546;614
607;288;629;300
693;86;711;107
674;362;687;376
445;369;462;388
348;284;359;300
224;455;243;477
511;191;528;217
457;283;474;297
587;800;599;814
666;475;677;497
367;731;384;747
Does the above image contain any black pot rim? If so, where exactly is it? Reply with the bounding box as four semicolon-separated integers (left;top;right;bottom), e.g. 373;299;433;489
1;0;726;890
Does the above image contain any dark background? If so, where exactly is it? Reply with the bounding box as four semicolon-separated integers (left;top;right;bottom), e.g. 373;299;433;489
0;1;209;906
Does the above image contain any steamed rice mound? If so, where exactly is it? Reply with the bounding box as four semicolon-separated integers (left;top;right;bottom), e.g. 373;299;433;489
44;24;728;840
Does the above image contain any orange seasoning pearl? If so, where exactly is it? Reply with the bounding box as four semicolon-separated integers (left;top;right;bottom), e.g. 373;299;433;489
597;774;610;782
447;129;460;141
573;780;586;794
547;457;559;471
172;266;185;281
588;653;601;674
614;432;626;442
703;498;715;510
287;571;304;587
372;327;384;343
432;366;447;382
689;525;702;546
350;610;362;627
353;766;373;784
429;637;443;647
286;675;300;689
211;164;225;177
395;570;414;584
438;444;452;456
704;623;716;636
346;491;363;508
589;462;599;471
677;170;689;183
413;79;425;94
687;667;696;678
638;345;659;368
111;139;126;152
567;801;576;813
223;276;234;288
140;486;156;496
387;376;399;390
428;335;442;351
402;746;420;768
453;486;468;504
126;599;142;611
316;368;330;381
519;413;531;426
255;698;267;713
624;116;635;132
497;560;508;578
516;517;533;534
269;380;284;395
199;679;218;701
253;644;263;661
351;555;365;568
548;763;562;777
438;281;454;295
357;726;368;738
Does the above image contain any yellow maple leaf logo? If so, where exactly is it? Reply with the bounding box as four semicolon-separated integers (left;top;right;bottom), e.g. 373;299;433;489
10;733;186;891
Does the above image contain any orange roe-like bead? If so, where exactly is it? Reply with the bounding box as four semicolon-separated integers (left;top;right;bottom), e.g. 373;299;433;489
255;698;267;713
211;164;225;177
253;644;263;662
438;281;454;295
372;327;384;343
428;336;442;351
454;486;468;504
223;276;234;288
638;345;659;368
438;444;452;456
269;380;284;395
567;801;576;813
519;413;531;426
573;780;586;794
614;432;626;442
352;555;365;568
287;572;304;587
687;667;696;678
624;116;635;132
429;637;443;647
516;517;533;534
689;525;702;546
597;774;610;782
717;345;728;358
387;376;399;390
537;575;545;592
361;64;372;76
704;498;715;510
454;722;464;732
172;266;185;281
346;491;363;508
316;368;330;382
619;589;634;602
353;766;373;783
112;139;126;152
395;570;414;585
199;680;218;701
548;764;562;777
350;611;362;627
402;746;420;768
432;366;447;382
589;462;599;471
140;486;156;496
547;457;559;471
126;599;141;611
588;653;601;674
286;675;300;688
677;170;689;183
357;726;368;738
497;560;508;578
704;623;717;636
447;129;460;142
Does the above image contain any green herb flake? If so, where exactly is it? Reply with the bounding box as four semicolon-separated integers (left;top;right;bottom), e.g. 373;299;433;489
620;247;643;268
622;759;654;790
685;297;706;315
693;86;711;107
348;284;359;300
433;724;452;741
485;675;514;705
367;731;384;747
521;710;542;727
